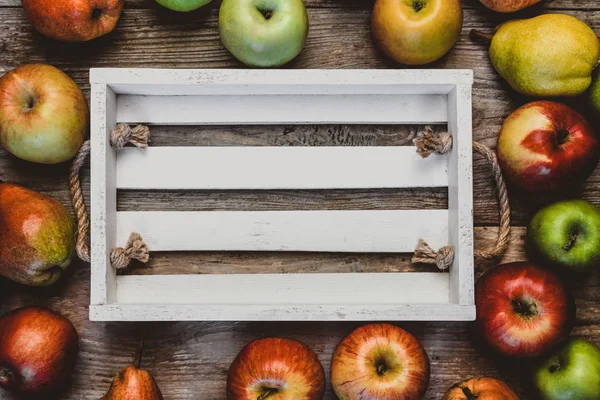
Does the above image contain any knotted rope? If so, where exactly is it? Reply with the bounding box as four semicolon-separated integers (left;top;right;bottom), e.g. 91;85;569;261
412;127;511;271
69;124;151;269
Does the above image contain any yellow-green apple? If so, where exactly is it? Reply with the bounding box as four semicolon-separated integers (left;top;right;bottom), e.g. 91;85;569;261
372;0;463;65
590;68;600;116
226;337;325;400
0;307;79;396
479;0;541;12
497;101;599;192
0;64;88;164
156;0;212;11
473;262;574;358
534;338;600;400
331;323;430;400
22;0;123;42
219;0;309;67
528;200;600;274
0;183;75;286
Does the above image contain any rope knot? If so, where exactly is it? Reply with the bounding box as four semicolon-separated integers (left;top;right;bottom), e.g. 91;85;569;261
412;239;455;271
110;124;150;149
413;126;452;158
109;233;150;270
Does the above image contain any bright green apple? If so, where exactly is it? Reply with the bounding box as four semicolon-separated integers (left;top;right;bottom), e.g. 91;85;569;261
155;0;212;12
527;200;600;274
534;338;600;400
219;0;309;67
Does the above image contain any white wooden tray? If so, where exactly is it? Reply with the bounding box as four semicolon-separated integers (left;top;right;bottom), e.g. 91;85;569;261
89;69;474;322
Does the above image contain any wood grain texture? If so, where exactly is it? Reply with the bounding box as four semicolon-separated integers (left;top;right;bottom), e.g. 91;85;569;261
1;0;600;399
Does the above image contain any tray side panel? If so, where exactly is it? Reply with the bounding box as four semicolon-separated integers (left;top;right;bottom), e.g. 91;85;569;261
90;84;118;305
447;84;475;309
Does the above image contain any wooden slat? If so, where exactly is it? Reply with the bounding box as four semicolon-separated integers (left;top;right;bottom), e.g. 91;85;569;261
114;273;450;305
116;94;448;125
116;147;448;190
116;210;449;252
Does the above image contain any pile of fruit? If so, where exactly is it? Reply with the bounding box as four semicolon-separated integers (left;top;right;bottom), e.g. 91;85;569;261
1;0;600;398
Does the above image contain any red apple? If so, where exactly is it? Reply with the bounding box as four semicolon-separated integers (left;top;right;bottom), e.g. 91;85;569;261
227;337;325;400
497;101;599;192
22;0;123;42
0;306;79;396
473;262;574;358
331;323;430;400
0;64;88;164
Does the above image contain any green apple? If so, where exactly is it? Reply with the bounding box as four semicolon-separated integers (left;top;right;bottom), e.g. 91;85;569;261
590;68;600;115
527;200;600;274
155;0;212;12
219;0;309;67
534;338;600;400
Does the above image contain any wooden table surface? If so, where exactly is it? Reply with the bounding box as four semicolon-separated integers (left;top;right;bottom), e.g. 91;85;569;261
1;0;599;399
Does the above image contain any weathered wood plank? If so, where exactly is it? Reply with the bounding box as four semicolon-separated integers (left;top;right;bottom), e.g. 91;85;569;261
1;0;600;399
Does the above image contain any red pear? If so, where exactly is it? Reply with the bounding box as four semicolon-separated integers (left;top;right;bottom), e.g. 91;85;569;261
0;307;79;396
101;343;164;400
0;183;75;286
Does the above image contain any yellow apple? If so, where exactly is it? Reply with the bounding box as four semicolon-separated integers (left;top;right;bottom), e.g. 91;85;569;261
372;0;463;65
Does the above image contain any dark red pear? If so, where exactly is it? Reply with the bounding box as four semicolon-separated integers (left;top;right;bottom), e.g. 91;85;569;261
0;306;79;396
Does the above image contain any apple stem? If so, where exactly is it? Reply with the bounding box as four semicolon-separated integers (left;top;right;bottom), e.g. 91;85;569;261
470;30;494;44
564;233;578;252
133;339;144;369
461;387;479;400
257;388;278;400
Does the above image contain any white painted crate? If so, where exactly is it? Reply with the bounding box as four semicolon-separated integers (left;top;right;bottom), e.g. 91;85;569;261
89;69;474;322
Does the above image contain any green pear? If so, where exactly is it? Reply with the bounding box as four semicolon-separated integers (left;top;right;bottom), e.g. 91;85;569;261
472;14;600;97
0;183;75;286
590;68;600;115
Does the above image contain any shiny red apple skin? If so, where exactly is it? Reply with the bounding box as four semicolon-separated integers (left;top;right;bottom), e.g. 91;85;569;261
331;323;430;400
0;64;88;164
0;306;79;396
497;101;599;192
474;262;574;358
22;0;123;42
227;337;325;400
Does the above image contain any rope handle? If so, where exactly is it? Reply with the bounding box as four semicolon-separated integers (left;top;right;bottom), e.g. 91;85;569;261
412;127;511;271
69;124;151;269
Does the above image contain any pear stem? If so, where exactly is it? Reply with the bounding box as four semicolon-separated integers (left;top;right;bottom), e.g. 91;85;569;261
133;339;144;369
470;30;494;44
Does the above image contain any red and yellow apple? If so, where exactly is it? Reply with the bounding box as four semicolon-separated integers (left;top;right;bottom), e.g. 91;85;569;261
479;0;541;12
497;101;599;192
226;337;325;400
442;377;519;400
0;64;88;164
0;183;75;286
0;307;79;396
473;262;574;358
372;0;463;65
22;0;123;42
331;323;430;400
